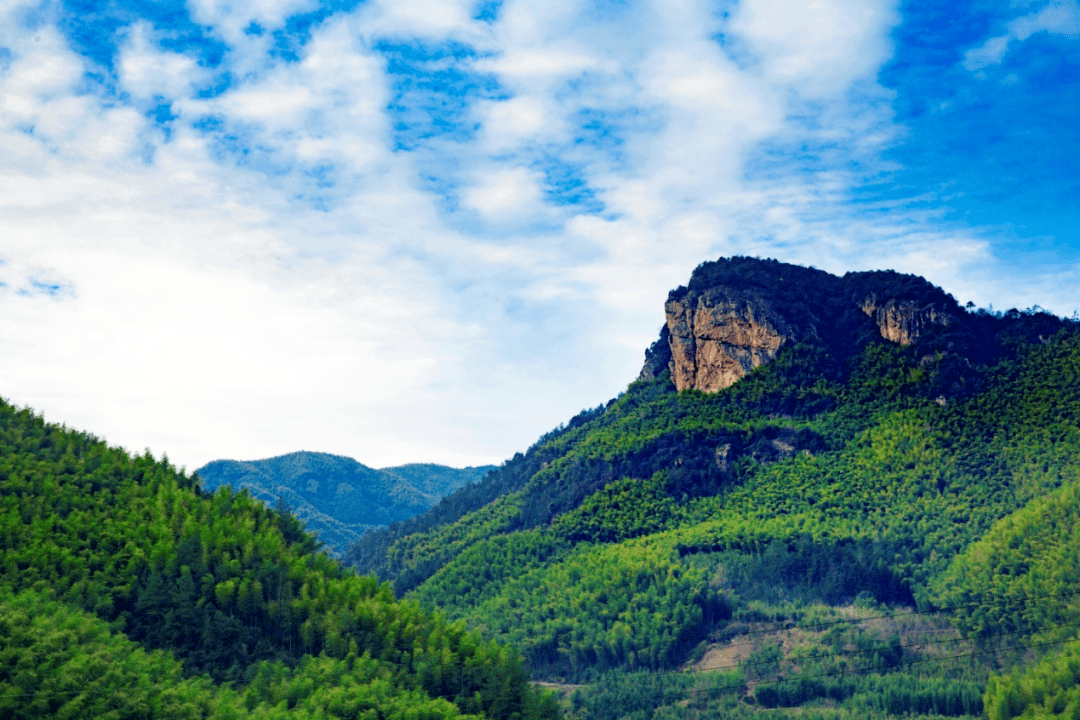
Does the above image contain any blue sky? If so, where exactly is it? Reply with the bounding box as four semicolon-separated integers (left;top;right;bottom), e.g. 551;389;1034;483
0;0;1077;468
881;0;1079;252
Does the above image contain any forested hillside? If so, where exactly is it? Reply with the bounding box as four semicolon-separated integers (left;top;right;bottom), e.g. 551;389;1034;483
7;255;1079;720
0;400;556;720
348;257;1080;719
197;452;493;556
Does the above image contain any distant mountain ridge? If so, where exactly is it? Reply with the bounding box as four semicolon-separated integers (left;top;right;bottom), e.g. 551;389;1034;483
196;451;494;556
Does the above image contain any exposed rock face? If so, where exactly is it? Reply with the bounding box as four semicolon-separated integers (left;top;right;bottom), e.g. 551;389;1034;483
859;296;953;345
664;287;803;392
640;257;962;393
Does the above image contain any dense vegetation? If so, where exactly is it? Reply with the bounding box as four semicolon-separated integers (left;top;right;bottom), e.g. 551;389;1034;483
8;256;1080;719
197;452;493;557
0;400;556;720
348;257;1080;718
984;638;1080;719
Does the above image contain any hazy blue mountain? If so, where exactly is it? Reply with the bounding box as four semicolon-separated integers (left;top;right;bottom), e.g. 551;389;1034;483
196;451;494;556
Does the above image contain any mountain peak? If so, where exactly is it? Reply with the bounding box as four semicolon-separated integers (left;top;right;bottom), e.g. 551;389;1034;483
641;257;961;392
196;452;495;556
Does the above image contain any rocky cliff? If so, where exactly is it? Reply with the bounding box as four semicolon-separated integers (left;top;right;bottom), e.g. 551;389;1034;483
663;287;804;393
641;258;961;393
859;295;954;345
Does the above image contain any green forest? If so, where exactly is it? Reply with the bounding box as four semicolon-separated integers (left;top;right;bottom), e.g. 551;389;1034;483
6;256;1080;719
348;258;1080;719
0;399;558;720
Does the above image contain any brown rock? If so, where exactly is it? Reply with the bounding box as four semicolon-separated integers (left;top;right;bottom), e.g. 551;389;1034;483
664;288;804;393
639;257;963;394
859;296;953;345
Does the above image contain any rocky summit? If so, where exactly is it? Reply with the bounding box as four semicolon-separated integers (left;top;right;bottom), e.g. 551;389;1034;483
640;257;961;392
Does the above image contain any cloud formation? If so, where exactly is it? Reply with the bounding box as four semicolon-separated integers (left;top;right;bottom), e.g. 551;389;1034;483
0;0;1075;469
964;0;1079;70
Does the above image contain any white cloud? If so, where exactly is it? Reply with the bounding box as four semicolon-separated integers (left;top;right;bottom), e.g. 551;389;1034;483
461;166;549;222
119;23;208;100
1011;0;1080;40
963;35;1011;71
728;0;901;96
187;0;318;39
476;95;562;152
0;0;1073;473
965;0;1079;71
355;0;484;42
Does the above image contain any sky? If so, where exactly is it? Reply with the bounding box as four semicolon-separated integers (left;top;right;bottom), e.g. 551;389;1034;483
0;0;1077;471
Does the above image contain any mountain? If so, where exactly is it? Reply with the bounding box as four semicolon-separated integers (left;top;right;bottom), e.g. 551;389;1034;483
0;400;555;720
639;259;962;391
347;256;1080;720
196;451;494;557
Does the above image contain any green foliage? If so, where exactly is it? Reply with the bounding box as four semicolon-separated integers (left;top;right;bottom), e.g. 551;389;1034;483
568;667;982;720
984;639;1080;719
927;336;1080;641
931;478;1080;639
346;259;1080;720
684;537;912;606
551;474;686;544
0;398;556;720
565;597;989;720
568;668;744;720
414;530;569;617
672;332;1080;601
464;540;723;679
0;587;218;719
756;673;984;716
374;326;1080;689
198;453;492;557
0;586;490;720
389;493;527;595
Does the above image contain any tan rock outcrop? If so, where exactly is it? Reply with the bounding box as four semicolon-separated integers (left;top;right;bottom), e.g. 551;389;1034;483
664;290;801;393
859;297;952;345
639;257;963;394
